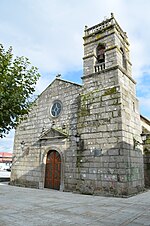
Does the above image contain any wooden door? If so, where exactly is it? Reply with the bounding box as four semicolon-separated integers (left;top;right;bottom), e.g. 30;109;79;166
45;150;61;190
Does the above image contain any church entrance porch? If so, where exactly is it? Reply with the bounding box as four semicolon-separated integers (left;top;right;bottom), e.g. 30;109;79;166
44;150;61;190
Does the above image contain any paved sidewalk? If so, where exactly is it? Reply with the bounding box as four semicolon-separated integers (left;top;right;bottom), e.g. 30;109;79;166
0;183;150;226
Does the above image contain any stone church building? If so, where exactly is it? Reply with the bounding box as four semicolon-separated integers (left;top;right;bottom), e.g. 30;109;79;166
10;14;150;196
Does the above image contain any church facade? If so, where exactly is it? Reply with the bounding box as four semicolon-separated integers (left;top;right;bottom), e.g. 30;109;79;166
11;14;147;196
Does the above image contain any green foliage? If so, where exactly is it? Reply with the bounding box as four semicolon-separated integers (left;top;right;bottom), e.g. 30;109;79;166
78;90;99;117
0;44;40;138
103;87;116;96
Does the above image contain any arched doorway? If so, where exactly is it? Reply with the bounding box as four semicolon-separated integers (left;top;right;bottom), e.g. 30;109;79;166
44;150;61;190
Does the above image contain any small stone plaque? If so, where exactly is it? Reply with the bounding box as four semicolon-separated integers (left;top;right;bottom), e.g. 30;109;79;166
94;149;102;157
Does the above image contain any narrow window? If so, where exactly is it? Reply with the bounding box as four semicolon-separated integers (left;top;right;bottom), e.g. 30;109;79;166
120;47;127;69
133;102;135;111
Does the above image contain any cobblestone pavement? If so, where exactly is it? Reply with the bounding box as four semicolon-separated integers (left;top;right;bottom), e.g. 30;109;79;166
0;183;150;226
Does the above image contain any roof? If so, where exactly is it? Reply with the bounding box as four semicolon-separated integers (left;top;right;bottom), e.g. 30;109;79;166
55;77;82;87
0;152;12;158
140;115;150;126
37;76;82;100
0;152;12;163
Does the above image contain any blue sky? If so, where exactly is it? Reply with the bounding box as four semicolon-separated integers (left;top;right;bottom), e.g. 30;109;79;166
0;0;150;152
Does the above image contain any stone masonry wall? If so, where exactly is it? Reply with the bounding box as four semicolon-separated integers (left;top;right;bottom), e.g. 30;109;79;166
11;78;82;188
118;68;144;192
64;69;123;194
143;134;150;187
76;68;133;196
67;68;144;196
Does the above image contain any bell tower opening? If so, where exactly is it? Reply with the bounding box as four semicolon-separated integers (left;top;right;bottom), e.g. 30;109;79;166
94;43;106;72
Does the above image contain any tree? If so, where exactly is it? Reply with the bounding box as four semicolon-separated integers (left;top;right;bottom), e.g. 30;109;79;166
0;44;40;138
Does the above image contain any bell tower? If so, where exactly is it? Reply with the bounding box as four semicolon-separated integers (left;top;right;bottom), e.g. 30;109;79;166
83;13;131;78
75;13;144;196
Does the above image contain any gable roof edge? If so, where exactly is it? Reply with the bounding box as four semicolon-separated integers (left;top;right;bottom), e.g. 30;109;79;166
36;77;82;101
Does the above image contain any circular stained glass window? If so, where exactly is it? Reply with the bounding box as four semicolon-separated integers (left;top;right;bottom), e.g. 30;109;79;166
50;101;62;117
